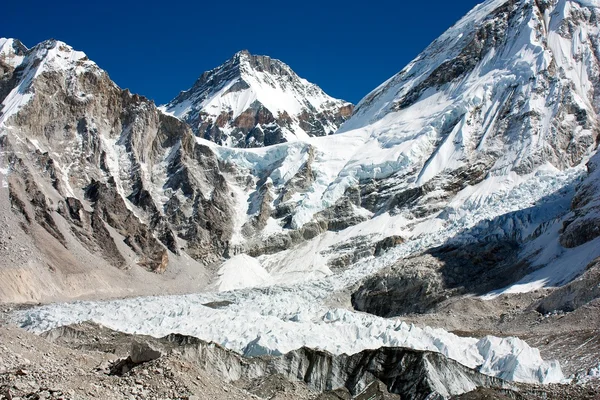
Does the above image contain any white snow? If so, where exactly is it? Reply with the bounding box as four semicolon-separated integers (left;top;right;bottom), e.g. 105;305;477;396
574;0;600;7
585;363;600;379
0;167;9;188
6;0;600;390
10;151;580;385
0;38;26;68
483;233;600;298
7;138;576;384
477;336;563;383
215;254;272;292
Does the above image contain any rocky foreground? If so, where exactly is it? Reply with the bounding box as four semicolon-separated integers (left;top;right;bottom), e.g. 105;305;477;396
0;311;598;400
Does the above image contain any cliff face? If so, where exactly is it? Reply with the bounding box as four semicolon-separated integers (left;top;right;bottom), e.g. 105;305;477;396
561;150;600;248
40;322;510;400
0;39;239;301
162;50;353;148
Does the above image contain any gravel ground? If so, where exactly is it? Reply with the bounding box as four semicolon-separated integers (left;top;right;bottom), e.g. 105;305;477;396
0;318;599;400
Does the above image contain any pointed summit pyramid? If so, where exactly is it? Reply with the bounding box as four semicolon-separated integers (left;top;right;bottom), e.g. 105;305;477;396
162;50;353;147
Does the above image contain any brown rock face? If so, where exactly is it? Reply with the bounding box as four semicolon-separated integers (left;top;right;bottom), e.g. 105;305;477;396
233;103;276;130
336;103;354;119
214;111;232;128
0;40;236;284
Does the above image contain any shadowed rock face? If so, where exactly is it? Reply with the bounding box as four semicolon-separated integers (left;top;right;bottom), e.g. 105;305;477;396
535;259;600;314
350;185;577;318
1;40;235;279
351;239;530;317
561;152;600;248
1;0;600;314
163;50;354;148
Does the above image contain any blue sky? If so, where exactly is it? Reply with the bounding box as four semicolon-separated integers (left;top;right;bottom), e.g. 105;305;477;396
3;0;482;105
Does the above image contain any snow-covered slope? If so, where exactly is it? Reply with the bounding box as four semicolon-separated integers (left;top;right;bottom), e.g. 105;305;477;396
205;0;600;280
12;284;564;385
162;50;353;147
0;39;99;129
0;38;27;69
344;0;598;173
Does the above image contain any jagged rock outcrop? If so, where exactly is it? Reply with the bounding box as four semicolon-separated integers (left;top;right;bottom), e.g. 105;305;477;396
1;0;600;321
191;0;600;271
4;321;594;400
3;1;600;397
351;203;561;317
162;50;353;148
351;241;529;317
344;1;600;175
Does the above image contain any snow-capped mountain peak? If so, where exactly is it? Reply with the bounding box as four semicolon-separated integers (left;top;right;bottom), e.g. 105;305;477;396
4;0;600;393
340;0;600;179
162;50;353;148
0;39;102;128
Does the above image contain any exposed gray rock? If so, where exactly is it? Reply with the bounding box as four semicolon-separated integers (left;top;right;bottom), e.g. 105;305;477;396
561;152;600;248
0;39;239;301
163;333;511;399
351;254;449;317
535;259;600;314
130;341;162;364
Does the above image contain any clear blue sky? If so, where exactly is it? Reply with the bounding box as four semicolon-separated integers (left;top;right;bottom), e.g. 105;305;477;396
3;0;482;105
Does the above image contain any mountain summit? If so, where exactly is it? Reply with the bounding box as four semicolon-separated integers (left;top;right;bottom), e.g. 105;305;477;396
341;0;599;177
162;50;353;147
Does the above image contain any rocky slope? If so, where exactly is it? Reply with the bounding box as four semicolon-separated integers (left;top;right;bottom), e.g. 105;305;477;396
561;149;600;247
0;39;240;302
162;50;353;148
190;0;600;287
2;0;599;302
1;320;598;400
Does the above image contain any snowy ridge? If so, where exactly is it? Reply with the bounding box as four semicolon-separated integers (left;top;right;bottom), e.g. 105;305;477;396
0;39;100;129
344;0;508;127
167;51;343;121
172;0;600;298
199;0;600;248
11;160;579;385
5;0;600;391
341;0;599;173
202;128;369;232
